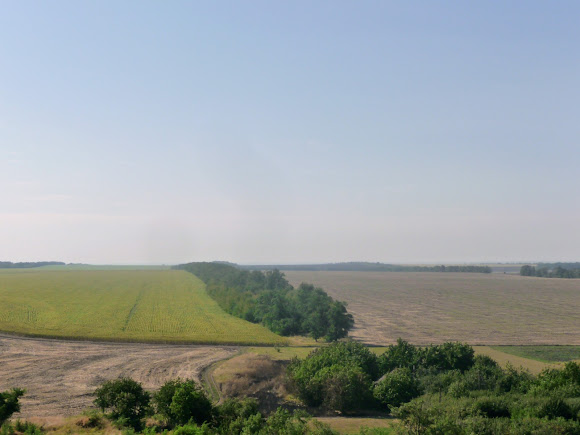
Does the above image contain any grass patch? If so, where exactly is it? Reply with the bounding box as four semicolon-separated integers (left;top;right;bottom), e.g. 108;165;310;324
490;346;580;363
314;416;396;434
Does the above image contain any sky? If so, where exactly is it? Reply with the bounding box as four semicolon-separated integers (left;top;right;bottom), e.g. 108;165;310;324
1;1;579;265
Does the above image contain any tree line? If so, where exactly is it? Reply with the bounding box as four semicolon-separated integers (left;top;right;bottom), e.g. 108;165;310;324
241;262;492;273
520;264;580;278
175;262;354;341
287;339;580;433
1;379;337;434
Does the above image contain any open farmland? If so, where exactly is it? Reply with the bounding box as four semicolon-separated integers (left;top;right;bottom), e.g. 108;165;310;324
284;271;580;345
0;269;285;345
0;334;237;418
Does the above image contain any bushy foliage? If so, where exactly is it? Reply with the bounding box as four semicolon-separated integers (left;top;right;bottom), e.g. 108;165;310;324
212;397;261;434
420;342;475;372
377;338;421;374
287;341;380;409
0;420;43;435
520;263;580;278
377;339;474;375
176;262;353;341
387;358;580;434
93;378;151;431
373;368;420;411
0;389;25;427
153;379;212;427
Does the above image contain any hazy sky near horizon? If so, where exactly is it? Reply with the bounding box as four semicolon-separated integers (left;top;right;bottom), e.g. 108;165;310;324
1;1;579;265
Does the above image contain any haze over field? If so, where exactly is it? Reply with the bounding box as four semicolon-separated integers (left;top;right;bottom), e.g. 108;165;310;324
1;2;579;264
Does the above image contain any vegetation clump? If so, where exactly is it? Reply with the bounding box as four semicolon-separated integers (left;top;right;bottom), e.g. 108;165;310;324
153;379;213;427
287;339;580;433
521;263;580;278
0;388;24;427
176;262;354;341
92;379;338;434
94;378;151;431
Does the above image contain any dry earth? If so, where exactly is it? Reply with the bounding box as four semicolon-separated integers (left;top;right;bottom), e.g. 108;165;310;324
285;271;580;346
0;334;237;419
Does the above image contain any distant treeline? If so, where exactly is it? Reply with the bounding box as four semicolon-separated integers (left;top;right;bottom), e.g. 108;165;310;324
520;264;580;279
175;262;354;341
0;261;64;269
538;262;580;270
241;262;492;273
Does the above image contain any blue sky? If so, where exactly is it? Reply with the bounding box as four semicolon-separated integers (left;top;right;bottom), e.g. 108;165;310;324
1;1;579;264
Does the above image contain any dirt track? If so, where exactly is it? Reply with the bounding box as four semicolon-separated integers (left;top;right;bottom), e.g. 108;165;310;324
0;334;237;418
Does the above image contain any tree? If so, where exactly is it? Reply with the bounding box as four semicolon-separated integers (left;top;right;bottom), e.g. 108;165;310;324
520;265;536;276
94;378;150;430
317;364;374;413
0;388;25;427
287;341;379;409
373;368;420;411
378;338;420;374
325;301;354;341
153;379;212;427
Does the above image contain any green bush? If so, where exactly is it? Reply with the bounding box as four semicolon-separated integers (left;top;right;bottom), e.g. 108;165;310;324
538;396;574;420
0;420;43;435
94;378;151;431
153;379;212;427
315;364;374;412
373;368;420;412
0;389;25;427
377;338;421;374
213;398;261;434
288;341;380;409
471;396;511;418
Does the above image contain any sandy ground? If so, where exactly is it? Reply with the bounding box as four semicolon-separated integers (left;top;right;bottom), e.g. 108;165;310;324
0;334;237;419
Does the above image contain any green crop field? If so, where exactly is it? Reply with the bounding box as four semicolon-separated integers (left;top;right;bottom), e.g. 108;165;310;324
490;346;580;363
284;271;580;346
0;269;286;345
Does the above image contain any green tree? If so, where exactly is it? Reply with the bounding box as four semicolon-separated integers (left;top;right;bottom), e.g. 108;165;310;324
153;379;212;427
287;342;379;409
317;364;374;413
520;265;536;276
0;388;25;427
94;378;150;431
377;338;420;374
373;368;420;411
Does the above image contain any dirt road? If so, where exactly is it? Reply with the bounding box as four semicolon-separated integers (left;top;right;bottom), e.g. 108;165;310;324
0;334;237;418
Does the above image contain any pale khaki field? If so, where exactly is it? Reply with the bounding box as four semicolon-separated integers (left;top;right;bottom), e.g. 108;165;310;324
0;269;285;345
285;271;580;345
0;334;237;418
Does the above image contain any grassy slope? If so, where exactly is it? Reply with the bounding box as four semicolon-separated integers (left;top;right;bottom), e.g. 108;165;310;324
0;269;286;345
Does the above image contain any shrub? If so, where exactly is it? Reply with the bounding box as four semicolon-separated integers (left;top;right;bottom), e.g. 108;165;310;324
420;342;475;372
373;368;419;412
213;398;261;434
0;389;25;427
315;364;374;413
153;379;212;427
94;378;151;431
538;396;574;420
377;338;421;374
471;396;511;418
287;341;379;407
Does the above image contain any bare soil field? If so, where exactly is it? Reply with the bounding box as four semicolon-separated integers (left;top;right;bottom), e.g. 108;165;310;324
0;334;237;419
284;271;580;346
